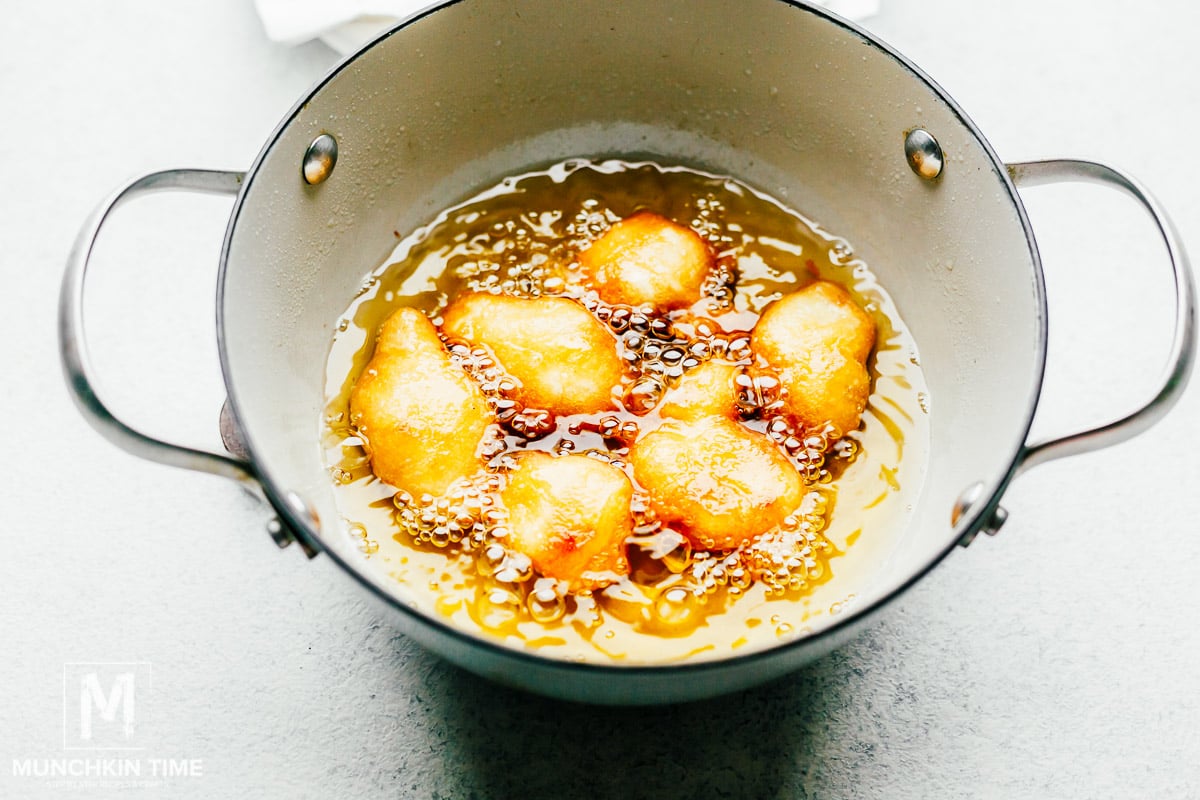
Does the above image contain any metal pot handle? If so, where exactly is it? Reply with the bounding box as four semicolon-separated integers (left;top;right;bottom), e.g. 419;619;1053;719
58;168;259;488
1007;159;1196;475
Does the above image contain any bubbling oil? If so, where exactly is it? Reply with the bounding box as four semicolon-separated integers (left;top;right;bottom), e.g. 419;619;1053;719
322;159;929;664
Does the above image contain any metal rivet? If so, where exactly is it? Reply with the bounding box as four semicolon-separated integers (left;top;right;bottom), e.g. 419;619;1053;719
904;128;944;180
984;505;1009;536
285;490;320;526
302;133;338;185
952;482;984;527
954;482;1009;547
284;491;323;559
266;517;293;549
218;399;250;461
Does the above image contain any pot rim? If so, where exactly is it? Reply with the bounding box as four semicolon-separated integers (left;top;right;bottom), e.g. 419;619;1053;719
215;0;1046;675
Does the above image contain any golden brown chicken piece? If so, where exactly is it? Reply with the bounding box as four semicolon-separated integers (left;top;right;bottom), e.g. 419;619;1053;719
441;293;624;416
350;307;492;497
499;452;634;589
657;360;741;421
578;211;715;310
750;280;876;437
630;416;805;551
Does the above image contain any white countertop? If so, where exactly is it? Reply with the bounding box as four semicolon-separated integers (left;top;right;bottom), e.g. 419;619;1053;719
4;1;1199;797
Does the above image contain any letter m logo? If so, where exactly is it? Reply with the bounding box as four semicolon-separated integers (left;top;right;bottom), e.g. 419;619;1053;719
63;662;151;750
80;671;135;741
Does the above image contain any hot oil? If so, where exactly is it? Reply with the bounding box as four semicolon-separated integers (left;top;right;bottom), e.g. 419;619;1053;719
322;159;930;664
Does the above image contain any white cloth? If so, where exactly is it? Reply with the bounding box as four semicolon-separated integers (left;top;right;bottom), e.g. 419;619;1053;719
254;0;879;54
252;0;431;52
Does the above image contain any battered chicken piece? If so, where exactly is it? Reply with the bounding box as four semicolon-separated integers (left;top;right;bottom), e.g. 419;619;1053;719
499;452;634;589
578;211;715;310
349;307;492;497
630;416;805;551
657;360;741;421
441;293;624;416
751;280;876;437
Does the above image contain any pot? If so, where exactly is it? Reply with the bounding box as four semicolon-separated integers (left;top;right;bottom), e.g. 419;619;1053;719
59;0;1195;704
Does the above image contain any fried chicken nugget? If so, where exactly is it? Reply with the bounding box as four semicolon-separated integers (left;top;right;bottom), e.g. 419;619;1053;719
751;280;876;437
350;307;492;496
499;452;633;589
657;360;741;421
441;293;624;415
630;416;805;551
578;211;715;310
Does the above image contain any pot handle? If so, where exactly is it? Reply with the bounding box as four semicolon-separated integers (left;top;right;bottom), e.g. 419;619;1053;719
58;168;259;488
1007;159;1196;475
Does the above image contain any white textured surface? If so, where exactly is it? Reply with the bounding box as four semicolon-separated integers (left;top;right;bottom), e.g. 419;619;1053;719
3;1;1199;797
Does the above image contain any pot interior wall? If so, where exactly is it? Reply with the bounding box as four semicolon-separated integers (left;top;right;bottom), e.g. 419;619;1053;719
222;0;1042;626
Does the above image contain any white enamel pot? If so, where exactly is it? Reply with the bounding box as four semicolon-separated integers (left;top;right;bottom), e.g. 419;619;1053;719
60;0;1195;704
